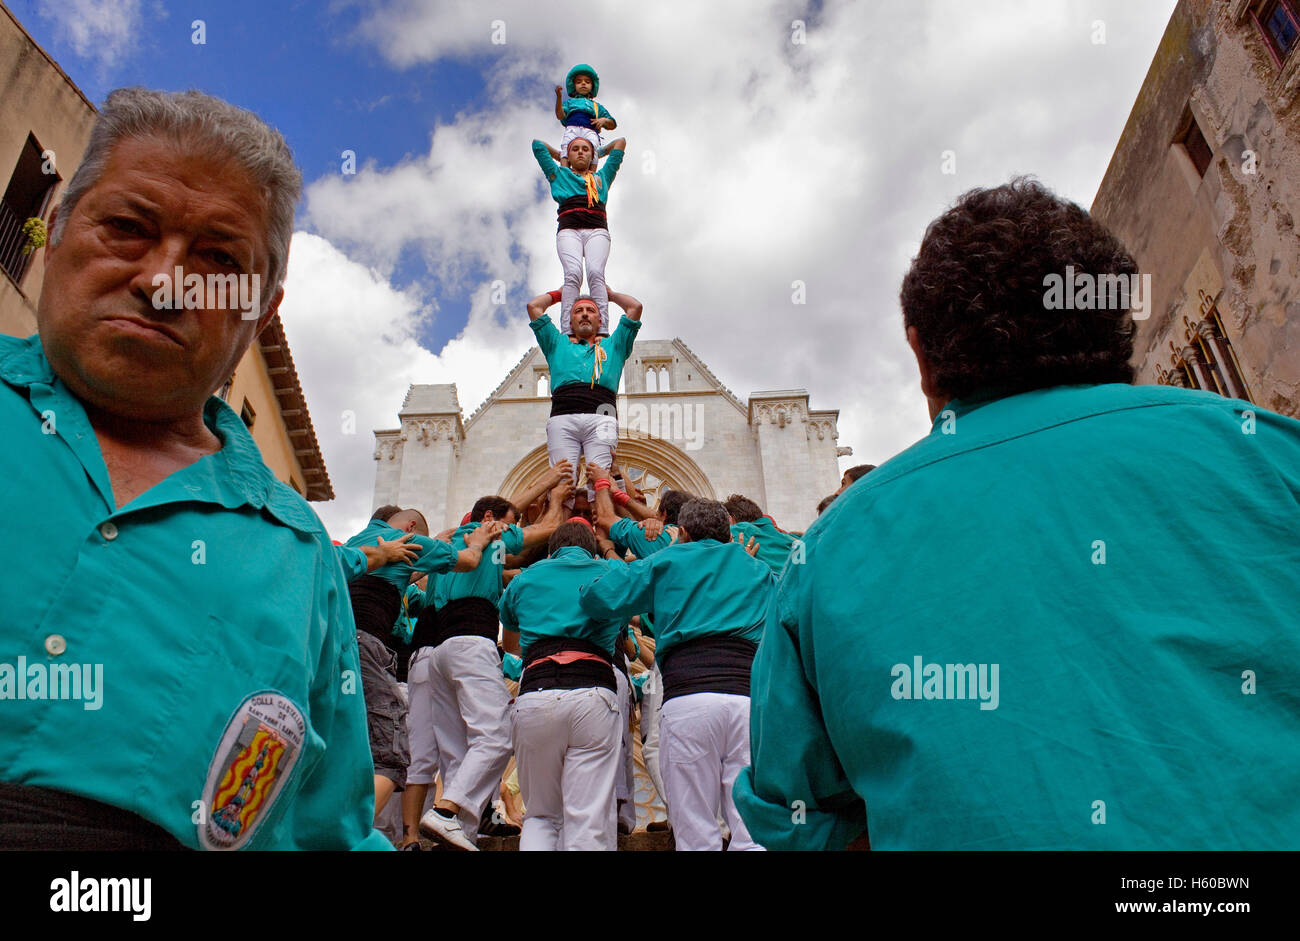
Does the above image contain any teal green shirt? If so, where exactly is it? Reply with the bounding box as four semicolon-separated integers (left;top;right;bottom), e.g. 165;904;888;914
336;544;368;582
532;140;624;205
429;521;525;608
579;541;776;661
498;547;624;658
0;334;390;850
734;383;1300;850
530;313;640;394
343;521;458;591
609;516;673;559
730;517;798;575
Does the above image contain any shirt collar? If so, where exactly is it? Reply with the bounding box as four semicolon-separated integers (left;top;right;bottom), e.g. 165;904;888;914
2;334;321;537
551;545;596;562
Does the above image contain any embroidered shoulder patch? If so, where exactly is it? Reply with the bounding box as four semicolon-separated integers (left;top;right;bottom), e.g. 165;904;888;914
199;691;305;850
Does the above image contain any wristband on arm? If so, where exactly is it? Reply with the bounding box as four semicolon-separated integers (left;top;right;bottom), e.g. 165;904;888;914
547;290;562;304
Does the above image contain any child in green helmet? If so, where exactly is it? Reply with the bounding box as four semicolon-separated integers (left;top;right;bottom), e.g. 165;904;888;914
550;63;617;168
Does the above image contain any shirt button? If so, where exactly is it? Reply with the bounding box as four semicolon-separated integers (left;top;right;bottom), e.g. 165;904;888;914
44;634;67;656
100;521;118;541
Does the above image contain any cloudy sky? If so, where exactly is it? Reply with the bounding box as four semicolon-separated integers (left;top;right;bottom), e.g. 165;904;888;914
17;0;1179;539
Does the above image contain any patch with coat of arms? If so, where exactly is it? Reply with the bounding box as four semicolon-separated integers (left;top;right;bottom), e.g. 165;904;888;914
199;690;305;850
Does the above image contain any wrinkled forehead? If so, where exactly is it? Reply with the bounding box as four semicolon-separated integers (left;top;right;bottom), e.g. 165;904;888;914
572;301;598;315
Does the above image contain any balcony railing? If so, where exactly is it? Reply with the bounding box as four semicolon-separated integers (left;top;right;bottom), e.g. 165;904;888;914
0;200;37;288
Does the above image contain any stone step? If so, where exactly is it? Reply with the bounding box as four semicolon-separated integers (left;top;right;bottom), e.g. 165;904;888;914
417;828;675;852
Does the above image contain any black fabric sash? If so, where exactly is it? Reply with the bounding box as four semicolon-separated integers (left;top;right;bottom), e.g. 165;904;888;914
349;574;401;640
428;596;499;647
658;635;758;702
557;194;608;231
0;781;189;851
519;635;615;694
550;381;617;417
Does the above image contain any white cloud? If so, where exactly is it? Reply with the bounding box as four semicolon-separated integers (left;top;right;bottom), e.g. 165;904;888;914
278;232;538;539
38;0;143;71
295;0;1178;524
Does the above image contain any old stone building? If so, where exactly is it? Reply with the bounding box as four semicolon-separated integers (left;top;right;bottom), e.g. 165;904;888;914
372;338;849;532
1091;0;1300;416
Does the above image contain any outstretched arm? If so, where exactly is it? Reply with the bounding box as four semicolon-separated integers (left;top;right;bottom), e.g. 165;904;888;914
509;459;571;517
606;289;643;322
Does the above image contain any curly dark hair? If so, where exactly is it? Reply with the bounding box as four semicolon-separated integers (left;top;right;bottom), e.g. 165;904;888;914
657;489;693;525
899;178;1137;400
470;495;514;523
724;494;764;524
548;520;597;557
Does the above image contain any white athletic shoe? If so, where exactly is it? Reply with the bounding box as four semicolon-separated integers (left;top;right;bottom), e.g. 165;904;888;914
419;809;478;852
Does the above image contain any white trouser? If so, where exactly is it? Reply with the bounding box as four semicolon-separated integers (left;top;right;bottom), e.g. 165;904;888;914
557;227;611;335
560;126;603;166
659;692;764;851
427;635;514;844
405;648;441;786
513;686;621;851
641;664;668;812
545;413;618;501
614;665;636;832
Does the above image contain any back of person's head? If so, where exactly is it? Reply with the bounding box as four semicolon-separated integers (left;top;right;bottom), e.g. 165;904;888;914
388;508;429;536
843;464;875;485
817;493;837;515
900;177;1137;401
548;520;598;557
724;494;764;524
678;499;733;544
372;504;402;523
657;489;693;525
470;495;514;523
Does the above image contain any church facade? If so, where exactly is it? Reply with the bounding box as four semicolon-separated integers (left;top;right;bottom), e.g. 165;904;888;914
371;337;850;533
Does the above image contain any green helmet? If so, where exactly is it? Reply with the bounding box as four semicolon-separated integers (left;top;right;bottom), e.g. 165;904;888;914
566;63;599;97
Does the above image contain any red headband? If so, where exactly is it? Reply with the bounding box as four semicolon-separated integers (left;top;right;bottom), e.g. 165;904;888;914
566;516;595;531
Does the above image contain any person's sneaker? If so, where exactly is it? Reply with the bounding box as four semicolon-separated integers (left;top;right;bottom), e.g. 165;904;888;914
419;809;478;852
647;819;670;832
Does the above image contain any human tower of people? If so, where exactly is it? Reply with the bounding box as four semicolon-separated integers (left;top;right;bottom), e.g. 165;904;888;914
339;64;806;851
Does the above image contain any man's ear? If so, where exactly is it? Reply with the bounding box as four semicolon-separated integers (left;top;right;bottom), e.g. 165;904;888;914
43;206;61;262
482;511;495;524
256;284;284;337
905;325;938;399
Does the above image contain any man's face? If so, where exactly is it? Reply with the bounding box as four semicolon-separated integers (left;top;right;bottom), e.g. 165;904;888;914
37;134;281;423
567;139;594;172
572;301;599;338
573;75;594;96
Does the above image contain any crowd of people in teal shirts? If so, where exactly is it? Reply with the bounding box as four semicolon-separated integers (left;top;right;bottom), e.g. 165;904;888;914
5;77;1297;855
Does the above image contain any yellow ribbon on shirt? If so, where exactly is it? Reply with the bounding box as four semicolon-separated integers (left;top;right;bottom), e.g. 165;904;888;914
590;338;606;387
582;171;602;207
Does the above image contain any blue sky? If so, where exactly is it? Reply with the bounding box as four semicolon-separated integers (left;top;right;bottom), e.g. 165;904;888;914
13;0;1181;536
17;0;493;349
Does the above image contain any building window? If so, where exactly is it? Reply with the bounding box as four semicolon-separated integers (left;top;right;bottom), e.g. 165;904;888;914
218;377;234;402
0;134;60;286
240;397;256;429
1155;296;1253;403
1176;110;1214;178
1255;0;1300;65
534;369;549;396
644;359;672;392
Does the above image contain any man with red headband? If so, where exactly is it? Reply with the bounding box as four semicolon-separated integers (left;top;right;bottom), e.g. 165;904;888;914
532;134;627;335
526;288;643;503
